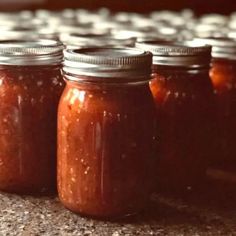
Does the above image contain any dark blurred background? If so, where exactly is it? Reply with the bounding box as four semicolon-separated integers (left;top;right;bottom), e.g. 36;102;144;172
0;0;234;15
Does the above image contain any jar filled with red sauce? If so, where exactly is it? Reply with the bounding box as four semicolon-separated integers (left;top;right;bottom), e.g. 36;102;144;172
0;39;64;194
136;41;217;190
58;47;157;219
194;38;236;181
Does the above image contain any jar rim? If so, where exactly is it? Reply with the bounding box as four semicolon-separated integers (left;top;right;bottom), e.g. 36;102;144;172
0;39;64;65
135;40;212;67
63;47;152;79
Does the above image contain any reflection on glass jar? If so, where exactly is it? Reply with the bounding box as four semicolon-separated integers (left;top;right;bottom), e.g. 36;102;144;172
58;47;157;219
0;39;64;194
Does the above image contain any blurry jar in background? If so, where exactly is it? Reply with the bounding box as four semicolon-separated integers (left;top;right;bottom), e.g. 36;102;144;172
0;26;59;40
0;39;64;195
194;38;236;181
58;48;156;219
59;32;135;49
111;28;167;43
193;23;228;38
136;41;217;191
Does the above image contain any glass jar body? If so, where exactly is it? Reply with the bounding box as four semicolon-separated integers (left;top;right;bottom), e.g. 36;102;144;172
151;65;217;190
210;59;236;171
0;65;64;194
57;77;157;219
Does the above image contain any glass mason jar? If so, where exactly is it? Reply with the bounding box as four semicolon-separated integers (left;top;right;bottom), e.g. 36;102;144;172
0;39;64;194
58;47;157;219
136;41;217;190
194;38;236;181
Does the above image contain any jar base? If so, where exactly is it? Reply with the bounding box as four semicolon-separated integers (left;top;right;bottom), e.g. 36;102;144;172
60;199;146;221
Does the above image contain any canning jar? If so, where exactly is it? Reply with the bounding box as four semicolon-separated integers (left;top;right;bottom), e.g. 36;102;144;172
194;38;236;181
0;39;64;194
58;47;157;218
136;41;217;190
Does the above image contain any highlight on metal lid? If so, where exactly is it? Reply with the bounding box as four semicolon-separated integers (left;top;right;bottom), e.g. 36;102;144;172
0;39;64;65
135;40;212;67
193;37;236;60
63;47;153;79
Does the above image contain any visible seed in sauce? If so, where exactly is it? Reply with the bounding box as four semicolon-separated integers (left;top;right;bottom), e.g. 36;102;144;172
117;114;121;121
37;80;43;87
31;98;36;106
52;77;59;86
174;92;179;98
84;166;90;175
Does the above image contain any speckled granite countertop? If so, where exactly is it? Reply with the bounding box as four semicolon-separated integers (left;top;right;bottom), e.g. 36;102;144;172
0;183;236;236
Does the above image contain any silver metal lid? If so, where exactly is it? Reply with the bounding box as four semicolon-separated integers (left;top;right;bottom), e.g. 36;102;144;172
0;26;58;40
111;29;157;40
193;37;236;60
199;14;228;26
60;33;135;49
135;40;212;67
227;30;236;39
0;39;64;65
63;47;152;79
193;24;227;38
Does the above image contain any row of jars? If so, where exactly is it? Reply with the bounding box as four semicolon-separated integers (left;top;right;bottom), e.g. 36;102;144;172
0;36;235;219
2;9;236;42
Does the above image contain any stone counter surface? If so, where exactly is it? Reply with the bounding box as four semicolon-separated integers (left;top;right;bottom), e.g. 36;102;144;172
0;184;236;236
